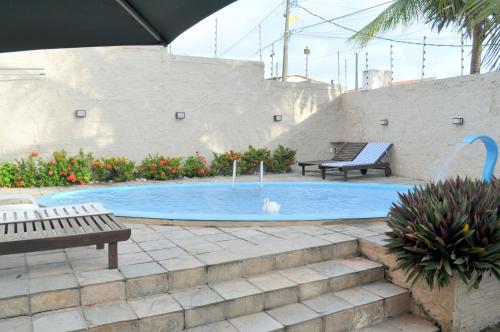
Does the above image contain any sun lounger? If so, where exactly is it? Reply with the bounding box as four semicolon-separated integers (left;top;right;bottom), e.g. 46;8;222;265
0;203;131;269
319;142;393;181
298;142;367;175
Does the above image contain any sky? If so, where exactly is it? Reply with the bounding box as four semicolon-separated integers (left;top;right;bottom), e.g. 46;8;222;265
169;0;478;87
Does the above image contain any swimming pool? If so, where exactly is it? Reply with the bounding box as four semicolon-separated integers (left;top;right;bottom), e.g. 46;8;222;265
38;182;412;221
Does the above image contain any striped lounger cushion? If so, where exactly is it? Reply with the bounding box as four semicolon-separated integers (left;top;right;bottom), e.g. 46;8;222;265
321;142;391;168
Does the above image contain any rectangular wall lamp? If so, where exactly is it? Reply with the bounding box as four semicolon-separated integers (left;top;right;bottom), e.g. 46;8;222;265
75;110;87;118
452;117;464;125
175;112;186;120
274;115;282;122
380;119;389;126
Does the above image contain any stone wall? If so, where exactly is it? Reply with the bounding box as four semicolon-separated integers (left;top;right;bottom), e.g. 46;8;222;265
0;47;499;180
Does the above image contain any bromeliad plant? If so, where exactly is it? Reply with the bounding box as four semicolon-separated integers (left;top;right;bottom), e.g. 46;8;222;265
386;177;500;289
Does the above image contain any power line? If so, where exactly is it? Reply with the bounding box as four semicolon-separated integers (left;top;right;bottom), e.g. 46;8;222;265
295;4;476;48
292;0;395;33
220;1;284;57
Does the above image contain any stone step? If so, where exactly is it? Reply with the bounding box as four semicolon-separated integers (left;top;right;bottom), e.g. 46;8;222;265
0;257;385;330
356;314;439;332
185;281;411;332
4;281;409;332
0;235;360;319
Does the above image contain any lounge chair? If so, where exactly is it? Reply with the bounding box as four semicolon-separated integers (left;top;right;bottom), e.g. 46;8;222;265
0;203;131;269
319;142;393;181
298;142;367;176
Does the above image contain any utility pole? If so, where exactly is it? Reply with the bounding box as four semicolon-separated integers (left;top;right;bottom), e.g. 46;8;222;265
355;53;359;91
282;0;292;82
270;43;275;78
214;18;218;58
344;59;347;91
460;31;465;76
421;36;426;80
259;24;263;63
276;62;279;78
337;51;340;90
304;46;310;78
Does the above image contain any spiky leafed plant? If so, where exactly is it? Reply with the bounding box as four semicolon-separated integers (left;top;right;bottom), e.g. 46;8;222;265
386;177;500;289
349;0;499;73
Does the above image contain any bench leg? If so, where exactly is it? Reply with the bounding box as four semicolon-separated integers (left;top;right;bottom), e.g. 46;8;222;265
343;170;348;181
321;168;326;180
301;166;305;176
108;242;118;269
96;243;104;249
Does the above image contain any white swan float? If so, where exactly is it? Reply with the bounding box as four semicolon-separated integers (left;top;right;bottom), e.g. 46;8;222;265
263;197;280;214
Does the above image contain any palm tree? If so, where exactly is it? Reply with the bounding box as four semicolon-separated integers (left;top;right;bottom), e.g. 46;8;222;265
349;0;499;74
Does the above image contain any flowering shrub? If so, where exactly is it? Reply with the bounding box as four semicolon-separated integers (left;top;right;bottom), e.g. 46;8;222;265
93;157;136;182
386;177;500;289
240;146;272;175
183;153;213;178
140;154;182;180
47;150;93;186
0;145;297;187
0;162;17;188
269;145;297;173
211;151;242;176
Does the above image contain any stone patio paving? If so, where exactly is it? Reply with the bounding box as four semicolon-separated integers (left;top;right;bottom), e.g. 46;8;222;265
0;172;438;331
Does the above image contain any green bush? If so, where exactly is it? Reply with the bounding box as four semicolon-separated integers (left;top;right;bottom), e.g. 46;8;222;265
240;146;272;175
15;152;50;187
211;151;242;176
47;150;94;186
140;154;182;180
269;145;297;173
183;153;212;178
386;177;500;289
0;162;18;188
92;157;136;182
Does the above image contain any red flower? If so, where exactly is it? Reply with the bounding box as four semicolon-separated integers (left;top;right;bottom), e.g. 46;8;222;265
48;170;54;176
166;165;172;170
172;168;177;174
159;160;166;165
67;174;76;183
79;180;85;185
198;169;206;176
30;151;39;157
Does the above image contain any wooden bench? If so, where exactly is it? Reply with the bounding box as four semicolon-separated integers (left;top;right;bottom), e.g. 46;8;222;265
0;203;131;269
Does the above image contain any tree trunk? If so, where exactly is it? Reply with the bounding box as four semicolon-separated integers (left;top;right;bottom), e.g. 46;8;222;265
470;23;484;74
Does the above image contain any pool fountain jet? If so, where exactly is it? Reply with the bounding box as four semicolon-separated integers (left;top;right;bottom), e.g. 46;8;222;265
232;160;237;189
462;135;498;181
260;161;264;188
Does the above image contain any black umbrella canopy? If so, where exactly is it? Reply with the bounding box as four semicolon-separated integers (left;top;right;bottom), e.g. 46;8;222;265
0;0;237;53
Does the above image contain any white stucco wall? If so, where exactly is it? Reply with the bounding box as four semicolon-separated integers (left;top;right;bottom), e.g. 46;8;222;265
336;72;500;180
0;47;499;180
0;47;340;163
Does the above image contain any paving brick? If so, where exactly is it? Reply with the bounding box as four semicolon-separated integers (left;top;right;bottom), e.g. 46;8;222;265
28;262;73;279
267;303;321;332
0;315;31;332
149;247;190;261
83;300;138;331
0;296;29;319
186;321;238;332
33;308;87;332
357;314;439;332
129;294;184;332
120;262;168;298
361;282;410;317
29;274;80;313
171;286;225;328
303;293;355;332
211;279;264;318
77;270;125;305
207;261;242;283
279;267;329;300
26;252;67;266
248;272;298;309
230;312;284;332
338;257;384;284
138;239;176;251
160;256;206;289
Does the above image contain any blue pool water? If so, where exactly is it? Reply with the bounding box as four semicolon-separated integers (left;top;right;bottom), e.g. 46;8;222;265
38;182;412;221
